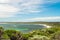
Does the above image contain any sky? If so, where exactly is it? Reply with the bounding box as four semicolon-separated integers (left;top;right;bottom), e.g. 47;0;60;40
0;0;60;22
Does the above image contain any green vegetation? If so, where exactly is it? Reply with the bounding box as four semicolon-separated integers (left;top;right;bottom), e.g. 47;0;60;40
0;27;60;40
0;22;60;40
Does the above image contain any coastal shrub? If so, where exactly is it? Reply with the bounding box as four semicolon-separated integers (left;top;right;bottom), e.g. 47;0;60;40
5;30;23;40
0;26;60;40
51;31;60;40
28;35;50;40
1;33;10;40
22;34;30;40
0;27;4;40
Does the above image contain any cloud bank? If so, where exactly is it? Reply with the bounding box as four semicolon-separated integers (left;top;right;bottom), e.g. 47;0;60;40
25;17;60;22
0;0;60;22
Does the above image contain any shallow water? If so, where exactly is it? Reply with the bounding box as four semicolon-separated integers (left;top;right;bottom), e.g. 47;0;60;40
0;24;46;33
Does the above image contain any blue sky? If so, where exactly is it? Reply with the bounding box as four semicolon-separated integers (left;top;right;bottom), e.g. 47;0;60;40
0;0;60;22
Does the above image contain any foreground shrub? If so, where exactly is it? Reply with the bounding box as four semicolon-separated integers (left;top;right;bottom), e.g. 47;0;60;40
22;34;30;40
1;33;10;40
51;31;60;40
5;30;23;40
28;35;50;40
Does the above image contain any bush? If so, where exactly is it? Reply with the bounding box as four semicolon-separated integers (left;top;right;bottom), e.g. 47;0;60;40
28;35;50;40
1;33;10;40
51;31;60;40
5;30;23;40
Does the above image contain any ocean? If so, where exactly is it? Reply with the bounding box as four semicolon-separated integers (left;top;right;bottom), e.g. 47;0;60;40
0;23;47;33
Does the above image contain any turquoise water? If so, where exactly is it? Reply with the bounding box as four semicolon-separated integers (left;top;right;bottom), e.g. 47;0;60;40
0;24;46;32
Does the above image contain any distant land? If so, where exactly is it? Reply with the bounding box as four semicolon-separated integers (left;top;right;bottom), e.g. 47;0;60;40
0;22;60;27
0;22;60;23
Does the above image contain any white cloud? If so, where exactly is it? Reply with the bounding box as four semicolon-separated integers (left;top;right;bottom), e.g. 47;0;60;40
29;10;41;13
20;0;43;5
0;0;43;15
0;4;19;18
13;0;60;14
0;4;19;12
1;16;60;22
0;0;20;18
18;0;60;14
26;17;60;22
0;0;59;14
0;0;59;15
45;0;60;3
0;13;14;18
0;0;10;3
0;0;60;18
18;0;43;13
